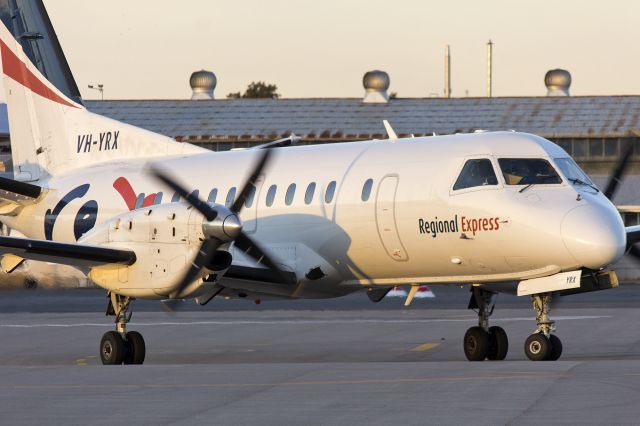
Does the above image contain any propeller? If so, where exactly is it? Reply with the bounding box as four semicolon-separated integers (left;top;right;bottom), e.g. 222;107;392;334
150;148;292;300
603;138;635;200
599;133;640;264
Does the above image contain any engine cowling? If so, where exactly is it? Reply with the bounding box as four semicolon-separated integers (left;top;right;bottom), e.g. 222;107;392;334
79;203;226;298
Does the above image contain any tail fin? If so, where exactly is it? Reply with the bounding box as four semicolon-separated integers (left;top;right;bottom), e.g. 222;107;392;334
0;23;203;182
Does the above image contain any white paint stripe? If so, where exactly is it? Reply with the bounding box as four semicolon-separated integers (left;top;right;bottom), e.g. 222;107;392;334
0;315;610;328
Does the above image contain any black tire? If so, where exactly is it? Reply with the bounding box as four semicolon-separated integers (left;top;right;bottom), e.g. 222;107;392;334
464;326;489;361
547;335;563;361
524;333;551;361
100;331;125;365
486;326;509;361
124;331;146;365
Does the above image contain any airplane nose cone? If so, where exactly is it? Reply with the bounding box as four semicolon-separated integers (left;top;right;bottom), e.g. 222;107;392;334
561;205;625;269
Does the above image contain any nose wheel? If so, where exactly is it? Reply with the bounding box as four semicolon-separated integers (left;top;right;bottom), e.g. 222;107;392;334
524;292;563;361
100;293;146;365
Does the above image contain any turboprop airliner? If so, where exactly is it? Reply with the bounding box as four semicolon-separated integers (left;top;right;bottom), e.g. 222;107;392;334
0;22;637;365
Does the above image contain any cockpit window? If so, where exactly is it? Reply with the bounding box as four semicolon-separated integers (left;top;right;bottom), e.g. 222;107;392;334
554;157;594;186
498;158;562;185
453;159;498;190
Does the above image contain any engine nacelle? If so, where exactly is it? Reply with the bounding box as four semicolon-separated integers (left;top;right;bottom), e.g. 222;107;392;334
79;203;218;298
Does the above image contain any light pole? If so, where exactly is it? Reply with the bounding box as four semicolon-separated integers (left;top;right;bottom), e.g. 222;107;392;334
88;84;104;100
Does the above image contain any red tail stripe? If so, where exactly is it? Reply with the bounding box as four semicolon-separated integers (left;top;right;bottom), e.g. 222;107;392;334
0;39;78;108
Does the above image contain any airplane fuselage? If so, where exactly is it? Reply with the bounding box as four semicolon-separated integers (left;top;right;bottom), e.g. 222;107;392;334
3;131;626;299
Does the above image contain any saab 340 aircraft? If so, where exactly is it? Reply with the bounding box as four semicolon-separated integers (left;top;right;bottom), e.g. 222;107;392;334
0;22;637;365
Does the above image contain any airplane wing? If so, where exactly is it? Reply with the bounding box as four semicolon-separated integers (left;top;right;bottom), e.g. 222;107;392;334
0;236;136;270
626;225;640;247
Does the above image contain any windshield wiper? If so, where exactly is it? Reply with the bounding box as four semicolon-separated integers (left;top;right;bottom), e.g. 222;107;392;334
569;178;599;193
519;183;534;193
518;176;559;193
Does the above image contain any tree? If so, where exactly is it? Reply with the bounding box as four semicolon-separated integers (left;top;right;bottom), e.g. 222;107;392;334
227;81;280;99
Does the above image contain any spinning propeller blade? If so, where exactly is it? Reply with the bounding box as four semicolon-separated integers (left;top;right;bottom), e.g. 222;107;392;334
151;167;218;221
604;138;635;200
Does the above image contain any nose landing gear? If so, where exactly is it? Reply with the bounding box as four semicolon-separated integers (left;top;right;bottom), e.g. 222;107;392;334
524;292;562;361
99;292;146;365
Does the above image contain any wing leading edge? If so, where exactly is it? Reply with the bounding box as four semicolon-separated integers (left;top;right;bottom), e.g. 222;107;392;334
0;236;136;269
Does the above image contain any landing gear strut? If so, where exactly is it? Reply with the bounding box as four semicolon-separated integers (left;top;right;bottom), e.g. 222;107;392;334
524;292;562;361
100;292;146;365
463;287;508;361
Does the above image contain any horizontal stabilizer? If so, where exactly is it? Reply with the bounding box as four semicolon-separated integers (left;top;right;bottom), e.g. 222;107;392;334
0;236;136;268
0;175;42;202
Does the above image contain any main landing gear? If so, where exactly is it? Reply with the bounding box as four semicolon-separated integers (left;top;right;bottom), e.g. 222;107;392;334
462;288;562;361
463;287;509;361
100;292;146;365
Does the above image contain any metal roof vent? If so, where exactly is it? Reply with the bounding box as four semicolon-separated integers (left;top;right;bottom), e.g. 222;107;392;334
362;70;390;103
190;70;216;100
544;69;571;96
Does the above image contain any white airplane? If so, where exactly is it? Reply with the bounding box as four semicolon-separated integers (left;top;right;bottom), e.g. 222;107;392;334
0;22;636;365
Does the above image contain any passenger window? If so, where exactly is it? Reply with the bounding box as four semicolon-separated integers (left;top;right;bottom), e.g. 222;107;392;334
498;158;562;185
285;183;296;206
361;179;373;201
266;184;277;207
245;185;256;208
225;187;236;207
305;182;316;205
453;159;498;190
207;188;217;203
325;181;336;203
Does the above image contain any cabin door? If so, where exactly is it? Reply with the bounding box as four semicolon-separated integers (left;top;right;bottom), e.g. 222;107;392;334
375;175;408;261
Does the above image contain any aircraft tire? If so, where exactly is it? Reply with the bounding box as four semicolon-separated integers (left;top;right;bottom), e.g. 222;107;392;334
100;331;125;365
546;335;563;361
464;326;489;361
524;333;551;361
124;331;146;365
486;326;509;360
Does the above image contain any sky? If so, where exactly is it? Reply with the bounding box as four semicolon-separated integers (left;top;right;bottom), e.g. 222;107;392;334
43;0;640;101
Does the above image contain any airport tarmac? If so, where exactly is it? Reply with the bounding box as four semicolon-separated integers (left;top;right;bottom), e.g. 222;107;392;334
1;285;640;425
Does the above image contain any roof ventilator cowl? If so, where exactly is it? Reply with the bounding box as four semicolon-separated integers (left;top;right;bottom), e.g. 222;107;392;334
544;69;571;96
190;70;217;100
362;70;390;103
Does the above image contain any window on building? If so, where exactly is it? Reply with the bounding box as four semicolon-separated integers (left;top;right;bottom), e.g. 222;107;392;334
266;184;277;207
623;212;640;227
589;139;604;157
305;182;316;205
285;183;296;206
245;184;256;208
225;187;236;207
325;181;337;203
453;159;498;190
498;158;561;185
604;139;619;158
573;139;588;158
361;179;373;201
556;139;572;155
207;188;217;203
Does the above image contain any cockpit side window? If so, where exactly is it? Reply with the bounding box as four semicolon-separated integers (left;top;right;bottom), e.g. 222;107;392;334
554;158;594;186
498;158;562;185
453;159;498;190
